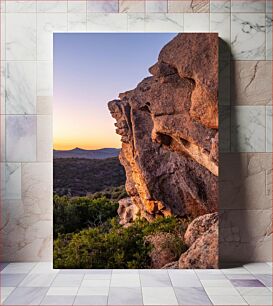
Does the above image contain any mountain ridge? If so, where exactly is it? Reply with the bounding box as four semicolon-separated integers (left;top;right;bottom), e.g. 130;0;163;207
53;147;120;159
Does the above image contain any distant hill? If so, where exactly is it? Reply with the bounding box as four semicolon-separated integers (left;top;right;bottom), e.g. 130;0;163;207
54;157;126;196
54;147;120;159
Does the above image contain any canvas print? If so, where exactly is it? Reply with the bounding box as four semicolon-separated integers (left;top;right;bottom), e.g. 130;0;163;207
53;33;219;269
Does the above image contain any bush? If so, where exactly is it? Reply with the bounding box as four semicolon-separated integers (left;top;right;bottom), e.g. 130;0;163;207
53;216;190;269
53;195;118;238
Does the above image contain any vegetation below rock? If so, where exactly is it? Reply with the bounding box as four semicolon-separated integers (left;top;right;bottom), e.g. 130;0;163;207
54;194;190;269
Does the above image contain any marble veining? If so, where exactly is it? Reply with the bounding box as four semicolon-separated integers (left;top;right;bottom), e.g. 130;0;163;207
128;13;145;32
144;13;184;32
266;14;272;60
6;115;36;162
87;0;118;13
37;1;68;13
231;0;266;13
266;106;272;152
6;1;37;13
146;0;167;13
210;0;231;13
87;13;127;31
3;163;21;200
119;0;145;13
231;13;266;60
168;0;209;13
5;61;36;115
68;13;87;32
6;13;36;60
231;106;266;152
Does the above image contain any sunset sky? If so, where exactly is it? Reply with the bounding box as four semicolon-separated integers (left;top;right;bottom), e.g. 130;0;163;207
53;33;176;150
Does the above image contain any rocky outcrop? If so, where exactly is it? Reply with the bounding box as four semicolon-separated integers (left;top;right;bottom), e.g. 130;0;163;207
108;33;218;221
179;213;219;269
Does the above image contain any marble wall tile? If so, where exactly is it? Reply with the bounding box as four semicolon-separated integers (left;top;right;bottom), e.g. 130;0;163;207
0;115;5;161
1;62;5;114
37;1;67;13
87;13;127;31
37;115;52;162
184;13;209;32
6;13;36;60
231;13;266;60
266;14;272;60
219;60;230;105
231;106;266;152
68;0;87;13
128;13;145;31
219;209;272;262
2;163;22;200
144;13;183;32
0;0;6;12
87;0;118;13
210;0;231;12
1;12;6;60
36;96;52;115
6;61;36;115
210;13;231;46
6;1;37;13
37;13;68;61
146;0;167;13
168;0;209;13
37;61;53;97
119;0;144;13
231;0;266;13
231;61;272;105
68;13;87;32
266;106;272;152
266;0;272;12
220;153;272;210
6;115;36;162
219;106;230;152
22;162;52;218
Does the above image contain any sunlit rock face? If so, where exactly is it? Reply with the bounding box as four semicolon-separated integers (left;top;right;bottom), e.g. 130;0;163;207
108;33;218;221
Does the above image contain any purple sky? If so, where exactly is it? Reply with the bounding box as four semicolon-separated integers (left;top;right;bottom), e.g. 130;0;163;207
53;33;177;150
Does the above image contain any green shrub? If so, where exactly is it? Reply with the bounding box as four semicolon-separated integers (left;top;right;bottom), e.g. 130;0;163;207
53;216;189;269
53;195;118;238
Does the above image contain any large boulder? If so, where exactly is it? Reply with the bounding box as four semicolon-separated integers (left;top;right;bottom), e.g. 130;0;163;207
117;197;140;226
108;33;218;221
179;213;219;268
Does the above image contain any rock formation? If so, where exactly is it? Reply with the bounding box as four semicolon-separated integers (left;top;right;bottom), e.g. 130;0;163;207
108;33;218;223
179;213;219;269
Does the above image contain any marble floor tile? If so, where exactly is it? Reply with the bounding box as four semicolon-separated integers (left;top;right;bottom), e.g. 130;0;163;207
74;295;108;305
230;279;265;287
169;275;202;287
244;262;273;274
41;295;75;305
59;269;92;274
254;274;273;287
210;0;231;13
0;263;9;271
142;286;178;305
87;0;118;13
231;13;266;60
108;287;143;305
3;287;48;305
201;279;233;287
29;262;58;275
19;273;56;287
225;274;256;280
83;273;111;280
184;13;209;32
1;274;27;287
174;287;212;305
237;286;272;295
111;269;139;274
110;274;140;287
231;0;266;13
140;272;172;287
208;294;247;305
243;294;272;305
1;263;36;274
77;286;109;296
231;106;266;152
82;279;110;287
1;287;15;303
204;286;240;296
51;274;83;287
46;286;78;296
6;13;36;60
